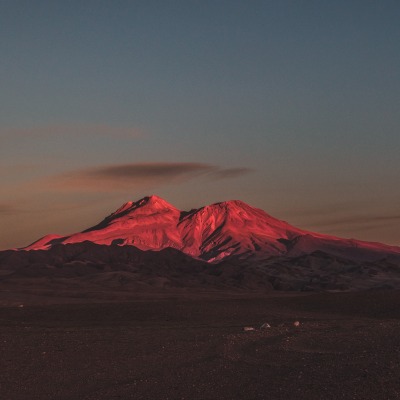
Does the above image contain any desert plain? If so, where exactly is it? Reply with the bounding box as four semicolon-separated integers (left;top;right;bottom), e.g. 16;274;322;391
1;287;400;400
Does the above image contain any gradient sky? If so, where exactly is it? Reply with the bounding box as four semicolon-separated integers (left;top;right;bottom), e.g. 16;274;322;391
1;0;399;249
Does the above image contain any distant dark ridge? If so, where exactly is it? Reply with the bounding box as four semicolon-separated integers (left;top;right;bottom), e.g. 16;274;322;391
2;242;400;291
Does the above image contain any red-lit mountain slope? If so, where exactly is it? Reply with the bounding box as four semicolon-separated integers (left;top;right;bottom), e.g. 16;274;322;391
24;195;400;263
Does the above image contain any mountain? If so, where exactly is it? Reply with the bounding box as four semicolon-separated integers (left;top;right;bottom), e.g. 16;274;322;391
24;195;400;263
2;195;400;293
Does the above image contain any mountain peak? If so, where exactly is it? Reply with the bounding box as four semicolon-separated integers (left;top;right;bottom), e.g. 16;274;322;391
213;199;260;212
132;195;178;213
141;195;174;207
110;195;176;218
213;199;247;207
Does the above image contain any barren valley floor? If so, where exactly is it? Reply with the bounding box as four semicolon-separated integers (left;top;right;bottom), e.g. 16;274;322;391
1;290;400;400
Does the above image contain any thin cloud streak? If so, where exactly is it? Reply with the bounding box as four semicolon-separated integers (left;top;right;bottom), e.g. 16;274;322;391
46;162;253;191
0;204;18;215
211;167;254;180
0;124;143;141
306;214;400;235
310;214;400;227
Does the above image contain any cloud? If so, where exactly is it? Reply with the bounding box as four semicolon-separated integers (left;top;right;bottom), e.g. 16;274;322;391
0;124;143;142
46;162;253;191
0;163;44;179
0;204;18;215
308;214;400;232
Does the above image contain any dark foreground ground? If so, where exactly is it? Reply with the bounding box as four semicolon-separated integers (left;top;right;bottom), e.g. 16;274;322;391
1;289;400;400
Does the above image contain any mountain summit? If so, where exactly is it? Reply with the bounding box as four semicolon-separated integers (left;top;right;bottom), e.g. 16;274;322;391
24;195;400;263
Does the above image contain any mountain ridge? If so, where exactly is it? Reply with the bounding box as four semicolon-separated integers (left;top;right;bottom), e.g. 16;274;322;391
2;195;400;292
23;195;400;263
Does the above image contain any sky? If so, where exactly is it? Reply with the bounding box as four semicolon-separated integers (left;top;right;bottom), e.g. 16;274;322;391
1;0;399;249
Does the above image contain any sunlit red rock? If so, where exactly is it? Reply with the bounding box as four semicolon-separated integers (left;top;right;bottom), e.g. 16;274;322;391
24;195;400;263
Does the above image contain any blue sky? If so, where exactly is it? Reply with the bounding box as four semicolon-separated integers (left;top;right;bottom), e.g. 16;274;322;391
1;0;399;248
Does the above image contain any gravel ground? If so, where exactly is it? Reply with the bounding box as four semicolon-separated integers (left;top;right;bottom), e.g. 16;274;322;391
1;291;400;399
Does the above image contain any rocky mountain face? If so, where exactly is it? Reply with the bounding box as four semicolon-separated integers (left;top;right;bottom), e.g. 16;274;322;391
24;195;400;263
1;195;400;292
